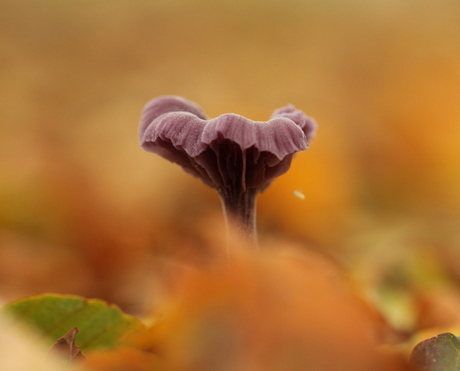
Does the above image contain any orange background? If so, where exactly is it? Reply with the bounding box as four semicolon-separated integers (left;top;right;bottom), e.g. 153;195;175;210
1;0;460;315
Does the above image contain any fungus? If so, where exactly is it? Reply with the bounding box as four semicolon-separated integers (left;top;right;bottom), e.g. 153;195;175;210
139;96;317;246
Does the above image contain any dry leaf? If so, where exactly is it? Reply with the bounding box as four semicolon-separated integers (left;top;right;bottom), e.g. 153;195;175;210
49;327;85;364
136;246;408;371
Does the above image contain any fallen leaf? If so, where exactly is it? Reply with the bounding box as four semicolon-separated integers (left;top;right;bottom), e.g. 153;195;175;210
2;294;144;352
49;327;85;364
410;332;460;371
137;245;408;371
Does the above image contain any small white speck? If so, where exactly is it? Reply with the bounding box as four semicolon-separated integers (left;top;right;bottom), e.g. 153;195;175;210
294;190;305;200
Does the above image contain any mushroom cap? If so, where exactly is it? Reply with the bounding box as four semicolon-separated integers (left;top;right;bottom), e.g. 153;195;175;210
139;96;317;192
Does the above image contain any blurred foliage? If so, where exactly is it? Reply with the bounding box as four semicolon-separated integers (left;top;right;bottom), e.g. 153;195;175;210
1;0;460;369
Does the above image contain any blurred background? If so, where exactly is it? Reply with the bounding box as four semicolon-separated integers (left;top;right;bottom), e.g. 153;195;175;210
1;0;460;321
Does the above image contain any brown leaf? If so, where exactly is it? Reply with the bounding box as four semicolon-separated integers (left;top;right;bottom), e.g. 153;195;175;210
49;327;85;364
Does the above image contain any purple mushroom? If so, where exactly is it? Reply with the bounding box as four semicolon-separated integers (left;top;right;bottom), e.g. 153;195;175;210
139;96;317;245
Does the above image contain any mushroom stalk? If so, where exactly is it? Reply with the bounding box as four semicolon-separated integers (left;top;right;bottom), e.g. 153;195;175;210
218;188;258;247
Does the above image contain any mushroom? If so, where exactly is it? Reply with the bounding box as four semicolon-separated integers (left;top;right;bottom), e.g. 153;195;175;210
139;96;317;246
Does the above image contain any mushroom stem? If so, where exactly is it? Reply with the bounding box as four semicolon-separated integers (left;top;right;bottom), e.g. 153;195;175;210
218;188;258;248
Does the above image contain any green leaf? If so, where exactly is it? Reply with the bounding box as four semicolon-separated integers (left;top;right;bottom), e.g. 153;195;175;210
2;294;144;352
410;333;460;371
